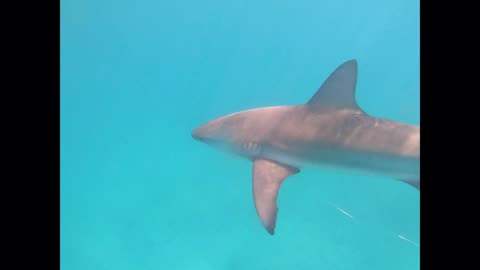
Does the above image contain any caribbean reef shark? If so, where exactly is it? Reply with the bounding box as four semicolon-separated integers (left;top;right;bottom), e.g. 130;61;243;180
191;60;420;235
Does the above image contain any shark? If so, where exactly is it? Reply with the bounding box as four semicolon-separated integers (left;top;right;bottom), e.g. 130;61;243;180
191;59;420;235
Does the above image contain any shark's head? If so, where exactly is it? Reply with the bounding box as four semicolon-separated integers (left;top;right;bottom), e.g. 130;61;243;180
192;110;265;159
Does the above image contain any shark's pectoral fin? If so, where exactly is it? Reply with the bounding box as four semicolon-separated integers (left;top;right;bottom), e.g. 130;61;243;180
307;59;365;114
252;159;299;235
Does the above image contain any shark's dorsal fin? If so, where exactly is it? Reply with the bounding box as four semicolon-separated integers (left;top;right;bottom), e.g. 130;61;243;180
307;59;364;113
252;159;299;235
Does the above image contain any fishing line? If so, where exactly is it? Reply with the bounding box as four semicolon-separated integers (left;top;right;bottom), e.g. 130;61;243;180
327;201;420;248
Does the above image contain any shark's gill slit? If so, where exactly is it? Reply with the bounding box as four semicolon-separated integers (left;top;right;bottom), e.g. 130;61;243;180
241;141;261;156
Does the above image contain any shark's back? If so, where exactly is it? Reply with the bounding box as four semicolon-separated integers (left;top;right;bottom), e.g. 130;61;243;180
258;106;419;179
234;59;419;179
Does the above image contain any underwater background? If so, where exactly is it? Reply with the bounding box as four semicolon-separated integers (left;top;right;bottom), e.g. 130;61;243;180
61;0;419;269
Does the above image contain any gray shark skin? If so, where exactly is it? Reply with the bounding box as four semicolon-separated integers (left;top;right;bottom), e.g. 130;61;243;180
191;60;420;235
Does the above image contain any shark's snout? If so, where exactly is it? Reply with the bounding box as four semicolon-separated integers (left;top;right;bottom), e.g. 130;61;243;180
191;126;204;141
192;120;230;145
192;123;212;142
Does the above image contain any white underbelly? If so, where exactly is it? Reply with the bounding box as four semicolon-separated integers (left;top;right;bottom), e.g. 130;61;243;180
261;147;419;180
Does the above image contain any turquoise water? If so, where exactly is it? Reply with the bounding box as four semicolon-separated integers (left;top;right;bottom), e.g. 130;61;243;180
61;0;419;269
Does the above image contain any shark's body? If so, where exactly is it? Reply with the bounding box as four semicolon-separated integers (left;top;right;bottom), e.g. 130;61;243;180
192;60;419;235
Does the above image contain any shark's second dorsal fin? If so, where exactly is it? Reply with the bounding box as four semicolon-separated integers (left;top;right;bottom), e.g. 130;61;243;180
306;59;364;113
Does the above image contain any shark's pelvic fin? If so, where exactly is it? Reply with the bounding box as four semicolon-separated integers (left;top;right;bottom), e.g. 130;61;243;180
399;179;420;190
252;159;299;235
307;59;364;113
